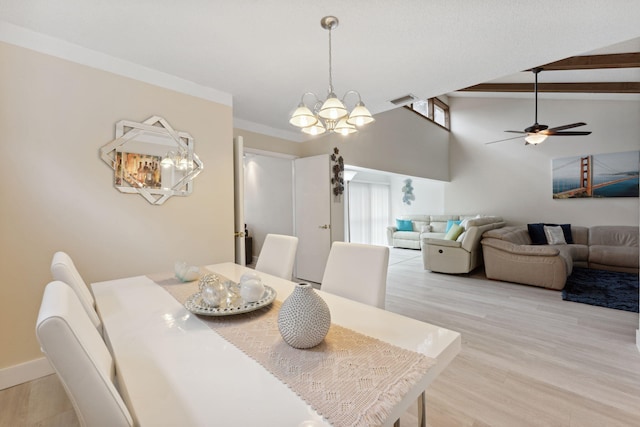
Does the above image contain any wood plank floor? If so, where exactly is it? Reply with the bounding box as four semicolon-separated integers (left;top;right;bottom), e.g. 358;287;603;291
2;248;639;426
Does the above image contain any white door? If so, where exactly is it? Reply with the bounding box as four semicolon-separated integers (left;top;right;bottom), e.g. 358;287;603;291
294;154;332;283
233;136;246;265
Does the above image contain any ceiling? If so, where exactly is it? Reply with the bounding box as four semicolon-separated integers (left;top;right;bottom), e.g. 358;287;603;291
1;1;639;142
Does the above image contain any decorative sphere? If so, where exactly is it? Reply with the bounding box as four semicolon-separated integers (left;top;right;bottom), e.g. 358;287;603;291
240;279;265;302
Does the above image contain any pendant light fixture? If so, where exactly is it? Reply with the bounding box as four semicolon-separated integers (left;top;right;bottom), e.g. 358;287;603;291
289;16;374;136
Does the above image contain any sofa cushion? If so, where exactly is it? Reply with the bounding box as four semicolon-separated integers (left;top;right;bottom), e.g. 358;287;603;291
527;223;547;244
445;220;462;232
445;224;464;240
394;230;420;241
544;225;567;245
589;225;639;247
413;221;429;232
396;219;413;231
590;245;640;268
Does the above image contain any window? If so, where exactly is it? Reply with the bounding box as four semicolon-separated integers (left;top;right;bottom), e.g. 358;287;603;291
406;97;450;130
347;182;390;246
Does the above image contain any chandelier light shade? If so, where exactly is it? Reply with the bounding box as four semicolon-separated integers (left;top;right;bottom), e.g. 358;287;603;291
290;16;374;136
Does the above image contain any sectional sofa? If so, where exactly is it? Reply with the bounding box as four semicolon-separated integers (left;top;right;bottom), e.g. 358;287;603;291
481;224;639;290
386;214;479;249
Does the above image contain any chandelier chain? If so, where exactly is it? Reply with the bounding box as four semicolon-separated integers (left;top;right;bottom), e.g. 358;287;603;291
328;26;333;93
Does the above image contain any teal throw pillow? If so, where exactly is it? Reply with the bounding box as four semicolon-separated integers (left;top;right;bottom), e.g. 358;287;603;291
396;219;413;231
444;223;464;241
445;220;461;232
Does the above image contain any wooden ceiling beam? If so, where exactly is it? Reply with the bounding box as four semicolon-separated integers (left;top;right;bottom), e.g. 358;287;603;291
460;82;640;93
535;53;640;71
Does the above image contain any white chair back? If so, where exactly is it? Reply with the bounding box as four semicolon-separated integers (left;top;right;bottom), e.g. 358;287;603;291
255;234;299;280
321;242;390;309
50;251;101;331
36;281;134;427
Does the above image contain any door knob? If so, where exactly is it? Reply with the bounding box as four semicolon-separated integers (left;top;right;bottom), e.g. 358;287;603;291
318;224;331;229
234;231;245;237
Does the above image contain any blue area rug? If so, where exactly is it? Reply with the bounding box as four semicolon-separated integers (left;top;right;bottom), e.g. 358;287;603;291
562;267;639;313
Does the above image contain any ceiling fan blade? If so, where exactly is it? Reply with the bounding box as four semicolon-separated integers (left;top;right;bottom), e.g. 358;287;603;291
504;130;527;134
546;131;592;136
545;122;587;132
485;135;527;145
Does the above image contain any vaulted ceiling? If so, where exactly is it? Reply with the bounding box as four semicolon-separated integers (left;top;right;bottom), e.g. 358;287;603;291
1;1;639;141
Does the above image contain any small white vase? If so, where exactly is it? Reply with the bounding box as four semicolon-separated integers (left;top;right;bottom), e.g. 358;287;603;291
278;283;331;349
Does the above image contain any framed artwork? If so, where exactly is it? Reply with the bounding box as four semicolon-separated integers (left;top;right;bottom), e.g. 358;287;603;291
552;150;639;199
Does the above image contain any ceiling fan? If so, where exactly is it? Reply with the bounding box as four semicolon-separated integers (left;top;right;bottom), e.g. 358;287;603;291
486;67;592;145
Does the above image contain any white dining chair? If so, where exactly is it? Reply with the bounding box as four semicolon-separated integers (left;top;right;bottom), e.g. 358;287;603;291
50;251;102;332
36;281;134;427
320;241;390;309
321;242;423;427
254;234;299;280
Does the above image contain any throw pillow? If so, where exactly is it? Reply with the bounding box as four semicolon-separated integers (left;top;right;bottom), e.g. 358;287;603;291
445;220;462;232
396;219;413;231
421;224;432;233
444;223;464;241
546;223;574;244
544;225;567;245
527;223;547;245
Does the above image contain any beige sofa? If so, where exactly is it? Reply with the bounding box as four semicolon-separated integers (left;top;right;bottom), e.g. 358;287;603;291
481;225;639;290
386;214;478;249
422;216;505;273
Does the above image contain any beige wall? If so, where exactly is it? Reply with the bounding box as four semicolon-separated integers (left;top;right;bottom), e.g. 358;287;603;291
300;107;450;181
0;42;235;369
234;128;304;157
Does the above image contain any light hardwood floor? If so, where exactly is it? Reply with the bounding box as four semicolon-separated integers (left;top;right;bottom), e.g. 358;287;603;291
2;248;639;427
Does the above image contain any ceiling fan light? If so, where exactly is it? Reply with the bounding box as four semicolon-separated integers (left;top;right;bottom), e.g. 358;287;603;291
301;120;326;136
334;118;357;135
525;133;548;145
346;102;375;126
318;93;348;120
289;104;318;128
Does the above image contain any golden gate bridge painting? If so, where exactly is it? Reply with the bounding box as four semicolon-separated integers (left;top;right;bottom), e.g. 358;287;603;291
552;151;639;199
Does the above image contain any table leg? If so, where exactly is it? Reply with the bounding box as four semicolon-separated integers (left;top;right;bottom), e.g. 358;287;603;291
394;420;401;427
418;391;426;427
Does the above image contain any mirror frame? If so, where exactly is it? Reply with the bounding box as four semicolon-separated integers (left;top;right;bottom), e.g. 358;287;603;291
100;116;203;205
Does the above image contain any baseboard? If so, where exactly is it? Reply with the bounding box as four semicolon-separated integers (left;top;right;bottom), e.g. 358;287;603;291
0;357;53;390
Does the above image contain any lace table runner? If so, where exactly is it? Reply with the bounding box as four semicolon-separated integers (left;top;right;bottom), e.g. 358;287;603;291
149;271;435;427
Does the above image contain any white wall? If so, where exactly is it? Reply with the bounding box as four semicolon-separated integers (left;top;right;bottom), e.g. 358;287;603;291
446;96;640;226
390;175;446;222
243;153;294;261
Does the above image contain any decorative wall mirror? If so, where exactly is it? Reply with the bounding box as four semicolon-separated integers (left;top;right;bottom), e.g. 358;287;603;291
100;116;203;205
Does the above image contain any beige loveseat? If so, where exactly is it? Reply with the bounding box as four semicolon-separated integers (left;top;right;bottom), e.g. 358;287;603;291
386;214;479;249
481;225;639;290
422;216;505;274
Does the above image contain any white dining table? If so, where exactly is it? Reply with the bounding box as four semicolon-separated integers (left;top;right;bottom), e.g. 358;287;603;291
91;262;461;427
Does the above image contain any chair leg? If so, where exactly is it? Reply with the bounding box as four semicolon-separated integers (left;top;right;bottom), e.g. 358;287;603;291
394;420;401;427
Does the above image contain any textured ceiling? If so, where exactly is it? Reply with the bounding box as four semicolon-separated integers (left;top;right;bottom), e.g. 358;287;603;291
1;0;639;141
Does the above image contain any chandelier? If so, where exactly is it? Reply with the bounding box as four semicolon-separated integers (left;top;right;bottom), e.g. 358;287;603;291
289;16;375;136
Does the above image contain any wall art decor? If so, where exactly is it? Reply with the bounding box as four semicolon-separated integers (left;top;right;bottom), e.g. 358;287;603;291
402;178;415;205
552;150;639;199
330;147;344;200
100;116;204;205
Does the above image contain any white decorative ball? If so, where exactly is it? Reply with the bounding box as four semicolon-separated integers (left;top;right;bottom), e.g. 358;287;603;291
240;272;261;283
240;279;265;302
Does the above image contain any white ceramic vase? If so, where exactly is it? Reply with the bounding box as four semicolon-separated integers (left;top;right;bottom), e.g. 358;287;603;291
277;283;331;349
